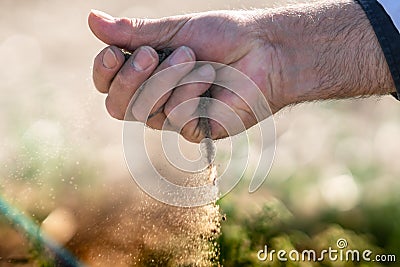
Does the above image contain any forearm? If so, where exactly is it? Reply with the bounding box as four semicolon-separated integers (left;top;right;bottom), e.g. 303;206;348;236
257;0;395;106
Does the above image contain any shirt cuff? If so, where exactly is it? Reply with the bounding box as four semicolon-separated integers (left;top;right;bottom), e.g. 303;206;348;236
356;0;400;99
377;0;400;33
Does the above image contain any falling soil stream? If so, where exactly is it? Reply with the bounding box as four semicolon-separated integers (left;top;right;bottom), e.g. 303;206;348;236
123;48;222;266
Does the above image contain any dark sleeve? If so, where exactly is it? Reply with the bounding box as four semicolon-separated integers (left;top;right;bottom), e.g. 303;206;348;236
356;0;400;99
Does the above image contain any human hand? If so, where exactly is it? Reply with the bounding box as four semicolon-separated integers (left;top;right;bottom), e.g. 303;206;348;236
88;10;283;142
89;0;395;143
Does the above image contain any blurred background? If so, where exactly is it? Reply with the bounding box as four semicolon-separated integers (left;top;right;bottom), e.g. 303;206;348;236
1;0;399;266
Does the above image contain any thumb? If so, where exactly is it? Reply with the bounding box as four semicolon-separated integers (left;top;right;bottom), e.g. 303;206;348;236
88;9;188;50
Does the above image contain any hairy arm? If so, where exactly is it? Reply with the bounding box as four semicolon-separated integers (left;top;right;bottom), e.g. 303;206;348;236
256;0;395;107
89;0;395;141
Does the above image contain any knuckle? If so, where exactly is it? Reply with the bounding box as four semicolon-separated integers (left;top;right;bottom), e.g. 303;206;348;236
113;73;129;90
164;103;189;127
92;66;105;91
119;17;147;48
163;101;174;117
105;97;124;120
182;134;197;143
93;73;107;94
181;123;203;144
145;118;162;130
181;130;197;143
129;18;146;32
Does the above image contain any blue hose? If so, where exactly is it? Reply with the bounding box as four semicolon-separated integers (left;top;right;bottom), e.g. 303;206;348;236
0;195;85;267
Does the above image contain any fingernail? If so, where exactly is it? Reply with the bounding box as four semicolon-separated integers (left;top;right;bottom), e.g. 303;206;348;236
91;9;115;21
198;64;214;77
169;46;193;66
103;48;117;69
132;47;156;71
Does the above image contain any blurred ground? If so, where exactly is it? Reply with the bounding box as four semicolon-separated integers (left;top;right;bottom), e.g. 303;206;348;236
0;0;400;266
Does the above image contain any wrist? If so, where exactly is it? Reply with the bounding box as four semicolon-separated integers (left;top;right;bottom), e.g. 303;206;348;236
254;0;395;108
